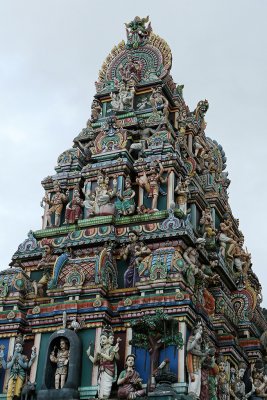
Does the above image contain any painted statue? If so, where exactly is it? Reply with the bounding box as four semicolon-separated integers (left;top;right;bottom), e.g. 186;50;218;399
128;118;156;156
36;239;55;296
83;172;118;216
174;176;191;214
251;361;267;399
0;335;36;400
87;326;120;400
117;354;145;399
110;82;134;112
91;98;102;122
50;337;70;389
121;230;151;287
186;320;209;399
200;347;218;400
232;363;255;399
119;54;143;82
64;186;83;224
42;181;67;227
218;219;237;259
149;86;169;118
125;16;152;49
115;176;136;216
136;161;168;211
217;357;230;400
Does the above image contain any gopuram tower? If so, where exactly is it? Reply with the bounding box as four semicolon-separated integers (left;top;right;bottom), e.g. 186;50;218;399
0;16;266;400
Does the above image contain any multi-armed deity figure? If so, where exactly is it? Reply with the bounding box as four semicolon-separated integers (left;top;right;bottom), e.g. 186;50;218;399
117;354;145;400
121;230;151;288
50;337;70;390
136;160;167;211
42;181;68;227
87;326;121;400
0;335;36;400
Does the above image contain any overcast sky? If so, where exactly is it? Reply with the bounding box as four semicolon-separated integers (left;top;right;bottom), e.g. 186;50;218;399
0;0;266;305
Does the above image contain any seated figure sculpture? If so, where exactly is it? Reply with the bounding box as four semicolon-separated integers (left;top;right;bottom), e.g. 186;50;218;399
117;354;145;399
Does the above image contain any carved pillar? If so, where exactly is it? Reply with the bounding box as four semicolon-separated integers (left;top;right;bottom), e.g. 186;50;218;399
3;337;15;392
30;333;41;382
187;134;193;154
178;321;186;383
125;326;132;361
91;327;102;386
138;187;144;208
190;203;197;229
167;171;174;208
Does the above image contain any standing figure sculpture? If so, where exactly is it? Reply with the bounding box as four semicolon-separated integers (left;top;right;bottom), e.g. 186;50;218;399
136;161;168;211
117;354;145;399
87;326;120;400
42;181;67;227
121;230;151;288
115;176;136;216
217;357;230;400
91;99;102;122
174;176;191;214
150;87;169;118
50;338;70;389
186;320;209;399
64;186;83;224
0;335;36;400
36;239;55;296
218;220;237;259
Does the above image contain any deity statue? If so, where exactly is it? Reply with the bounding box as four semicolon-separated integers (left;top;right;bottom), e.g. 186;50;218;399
0;335;36;400
186;319;209;399
87;326;120;400
251;361;267;399
50;337;70;389
199;207;216;238
110;82;135;112
83;172;118;216
64;186;83;224
149;86;169;118
232;363;255;399
200;347;218;400
125;16;152;49
217;357;230;400
115;176;136;216
121;230;151;288
117;354;145;399
136;160;168;211
194;132;208;158
119;54;143;82
174;176;191;214
128;118;157;156
91;98;102;122
42;181;68;227
36;239;55;296
218;220;237;259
